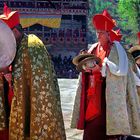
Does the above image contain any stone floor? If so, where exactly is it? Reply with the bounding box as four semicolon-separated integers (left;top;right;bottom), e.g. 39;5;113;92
58;79;83;140
58;79;140;140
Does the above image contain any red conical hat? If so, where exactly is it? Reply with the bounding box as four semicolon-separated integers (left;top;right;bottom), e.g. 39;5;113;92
0;3;20;29
92;10;116;31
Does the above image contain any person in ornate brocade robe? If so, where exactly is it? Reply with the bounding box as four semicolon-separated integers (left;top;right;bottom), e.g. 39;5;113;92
0;4;66;140
71;10;140;140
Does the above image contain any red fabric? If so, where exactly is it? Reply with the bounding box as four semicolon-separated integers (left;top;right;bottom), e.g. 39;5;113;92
0;3;20;29
92;10;116;31
110;29;122;42
83;78;106;140
77;73;86;129
85;71;103;121
4;73;14;107
137;32;140;45
77;44;110;129
0;129;9;140
77;71;103;129
8;88;14;106
137;32;140;39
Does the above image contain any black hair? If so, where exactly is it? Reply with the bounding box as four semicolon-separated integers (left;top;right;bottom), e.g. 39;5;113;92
12;24;23;33
131;50;140;60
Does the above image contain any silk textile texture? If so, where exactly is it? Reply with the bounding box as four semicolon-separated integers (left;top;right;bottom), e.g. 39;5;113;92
9;34;66;140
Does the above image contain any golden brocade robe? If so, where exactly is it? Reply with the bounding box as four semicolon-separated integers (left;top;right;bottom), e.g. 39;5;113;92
0;75;7;130
9;34;66;140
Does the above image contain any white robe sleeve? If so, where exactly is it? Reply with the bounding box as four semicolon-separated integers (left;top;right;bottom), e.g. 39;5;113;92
133;71;140;86
133;65;140;86
101;41;128;77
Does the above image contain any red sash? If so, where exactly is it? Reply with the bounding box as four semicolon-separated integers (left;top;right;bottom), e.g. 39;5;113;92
4;73;14;107
85;71;103;121
77;43;110;129
0;129;9;140
77;73;86;129
77;71;103;129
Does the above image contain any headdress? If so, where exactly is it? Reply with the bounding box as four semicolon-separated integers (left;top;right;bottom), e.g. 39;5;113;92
110;29;122;42
92;9;116;31
0;3;20;29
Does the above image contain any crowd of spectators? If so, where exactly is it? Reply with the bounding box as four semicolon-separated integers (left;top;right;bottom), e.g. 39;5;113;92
51;54;79;78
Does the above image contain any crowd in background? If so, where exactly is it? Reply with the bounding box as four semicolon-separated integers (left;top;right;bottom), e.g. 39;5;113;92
51;54;79;78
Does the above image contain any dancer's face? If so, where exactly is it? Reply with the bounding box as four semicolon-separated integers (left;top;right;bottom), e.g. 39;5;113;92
96;30;110;46
136;58;140;67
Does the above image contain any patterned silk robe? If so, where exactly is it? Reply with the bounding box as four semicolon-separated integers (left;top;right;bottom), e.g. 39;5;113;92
9;34;66;140
0;75;7;130
0;72;12;140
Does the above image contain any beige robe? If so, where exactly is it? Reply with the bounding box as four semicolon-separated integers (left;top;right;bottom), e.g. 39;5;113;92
71;43;140;135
